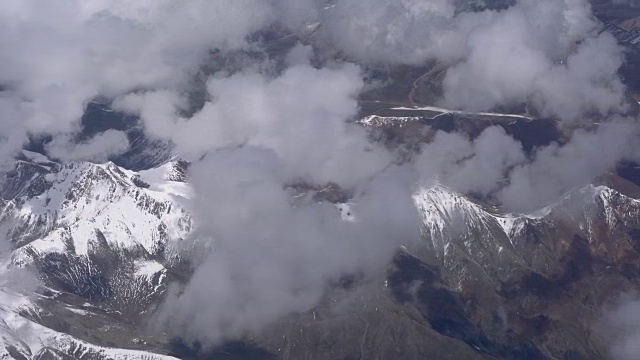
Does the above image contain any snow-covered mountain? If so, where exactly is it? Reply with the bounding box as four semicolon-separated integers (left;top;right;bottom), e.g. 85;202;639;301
0;152;193;359
415;183;640;284
5;160;191;265
0;283;177;359
0;125;639;358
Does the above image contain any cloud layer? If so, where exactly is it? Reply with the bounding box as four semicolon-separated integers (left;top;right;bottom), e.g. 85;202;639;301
0;0;630;164
0;0;638;347
159;148;420;342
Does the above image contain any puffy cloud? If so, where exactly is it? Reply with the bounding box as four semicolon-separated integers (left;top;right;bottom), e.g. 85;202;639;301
531;34;626;120
0;0;277;163
416;126;525;196
599;294;640;360
113;90;187;140
137;48;412;343
0;0;638;347
117;59;391;188
499;121;639;211
412;120;639;213
158;147;420;343
0;0;627;167
309;0;624;121
45;129;130;162
315;0;457;64
440;0;625;120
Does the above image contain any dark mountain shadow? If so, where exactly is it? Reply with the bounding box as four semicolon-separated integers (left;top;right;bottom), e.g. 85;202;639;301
169;339;276;360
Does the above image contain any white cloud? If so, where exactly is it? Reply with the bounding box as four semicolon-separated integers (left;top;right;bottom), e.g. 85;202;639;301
416;126;525;195
159;148;420;342
599;294;640;360
45;129;130;162
499;121;639;212
0;0;277;162
0;0;637;347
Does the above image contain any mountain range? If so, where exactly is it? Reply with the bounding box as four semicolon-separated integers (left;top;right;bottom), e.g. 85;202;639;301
0;111;638;359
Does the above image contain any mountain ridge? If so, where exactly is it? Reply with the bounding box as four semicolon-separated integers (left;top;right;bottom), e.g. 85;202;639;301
0;148;637;358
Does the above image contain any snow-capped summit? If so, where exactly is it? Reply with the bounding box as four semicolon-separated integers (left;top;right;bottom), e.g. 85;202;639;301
0;153;193;358
2;159;192;265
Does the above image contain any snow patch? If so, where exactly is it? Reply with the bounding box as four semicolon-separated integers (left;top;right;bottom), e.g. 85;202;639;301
22;150;55;164
336;203;356;222
134;260;165;279
391;106;534;120
138;162;193;203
